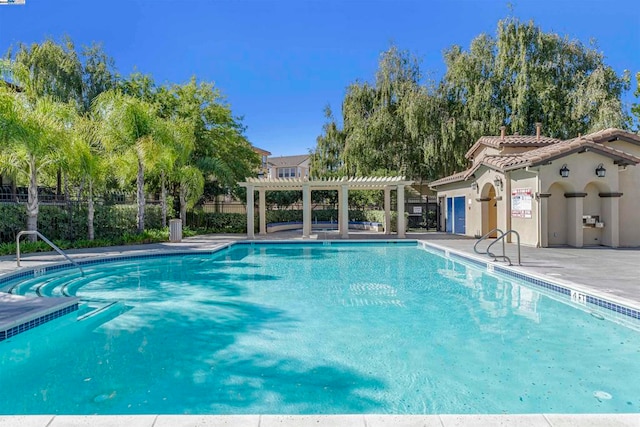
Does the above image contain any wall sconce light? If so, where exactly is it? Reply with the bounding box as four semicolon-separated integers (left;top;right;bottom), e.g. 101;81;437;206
471;181;478;190
559;164;570;178
493;176;503;191
595;163;606;178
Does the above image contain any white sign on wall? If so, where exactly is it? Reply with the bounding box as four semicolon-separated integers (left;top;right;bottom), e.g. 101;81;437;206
511;188;532;218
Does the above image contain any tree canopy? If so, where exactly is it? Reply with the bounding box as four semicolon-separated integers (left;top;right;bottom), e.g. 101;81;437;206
1;36;259;235
312;17;633;182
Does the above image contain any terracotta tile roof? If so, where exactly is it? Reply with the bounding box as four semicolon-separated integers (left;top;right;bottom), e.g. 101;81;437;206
577;128;640;146
514;140;638;169
465;135;562;159
430;130;640;188
479;139;640;172
480;154;529;170
428;170;471;187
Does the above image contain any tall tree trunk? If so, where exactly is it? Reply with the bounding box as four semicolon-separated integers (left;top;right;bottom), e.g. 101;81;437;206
161;171;167;228
87;180;95;241
179;184;187;226
137;158;145;233
26;157;39;242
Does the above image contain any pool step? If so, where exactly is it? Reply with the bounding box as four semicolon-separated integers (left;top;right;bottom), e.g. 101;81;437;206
0;293;79;342
10;262;154;299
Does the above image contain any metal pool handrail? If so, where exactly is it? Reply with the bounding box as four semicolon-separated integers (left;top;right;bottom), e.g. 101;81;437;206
486;229;521;266
473;228;504;255
16;230;85;276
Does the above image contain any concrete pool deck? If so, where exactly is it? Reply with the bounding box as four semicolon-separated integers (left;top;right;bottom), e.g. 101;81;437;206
0;231;639;426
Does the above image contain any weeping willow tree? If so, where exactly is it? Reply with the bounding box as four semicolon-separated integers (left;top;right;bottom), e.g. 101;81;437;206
309;106;345;178
313;17;631;182
341;46;432;179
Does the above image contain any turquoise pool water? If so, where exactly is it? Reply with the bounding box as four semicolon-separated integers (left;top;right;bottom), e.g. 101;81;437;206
0;242;639;415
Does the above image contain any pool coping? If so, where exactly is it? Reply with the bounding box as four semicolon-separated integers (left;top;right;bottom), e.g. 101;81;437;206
2;238;638;321
1;239;639;425
1;413;639;426
419;240;640;321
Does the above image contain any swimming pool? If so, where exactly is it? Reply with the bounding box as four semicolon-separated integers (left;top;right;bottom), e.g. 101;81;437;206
0;241;639;415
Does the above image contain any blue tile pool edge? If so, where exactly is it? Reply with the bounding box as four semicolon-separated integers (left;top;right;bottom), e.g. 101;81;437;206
4;239;637;331
0;301;79;342
0;240;416;288
0;244;233;289
419;241;640;322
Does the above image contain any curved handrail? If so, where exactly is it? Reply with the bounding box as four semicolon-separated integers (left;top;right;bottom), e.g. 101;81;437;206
473;228;504;255
486;230;521;266
16;230;85;276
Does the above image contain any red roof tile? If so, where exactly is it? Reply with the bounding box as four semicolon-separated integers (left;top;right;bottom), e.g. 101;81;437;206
430;129;640;188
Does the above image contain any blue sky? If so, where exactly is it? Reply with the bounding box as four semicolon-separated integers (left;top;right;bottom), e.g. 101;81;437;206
0;0;638;156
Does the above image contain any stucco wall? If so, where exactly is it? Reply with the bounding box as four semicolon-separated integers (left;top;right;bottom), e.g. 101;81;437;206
435;135;640;248
605;141;640;247
436;184;476;235
539;152;620;247
508;170;539;246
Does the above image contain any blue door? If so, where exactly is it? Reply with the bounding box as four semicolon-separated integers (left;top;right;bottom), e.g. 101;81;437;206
446;197;453;233
453;196;466;234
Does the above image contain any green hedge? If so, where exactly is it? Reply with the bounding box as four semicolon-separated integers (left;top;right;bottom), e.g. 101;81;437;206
0;203;396;244
187;211;247;233
0;203;166;243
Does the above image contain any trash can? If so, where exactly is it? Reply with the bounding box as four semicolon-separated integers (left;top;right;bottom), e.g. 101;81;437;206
169;219;182;242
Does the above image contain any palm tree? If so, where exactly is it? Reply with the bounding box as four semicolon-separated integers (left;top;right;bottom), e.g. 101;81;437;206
148;118;192;227
177;165;204;224
66;115;104;240
0;86;73;239
93;90;159;233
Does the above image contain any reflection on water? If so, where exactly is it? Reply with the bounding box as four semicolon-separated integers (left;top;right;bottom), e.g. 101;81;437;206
0;244;638;415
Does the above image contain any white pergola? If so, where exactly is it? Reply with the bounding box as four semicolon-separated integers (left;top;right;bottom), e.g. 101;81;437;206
238;176;414;239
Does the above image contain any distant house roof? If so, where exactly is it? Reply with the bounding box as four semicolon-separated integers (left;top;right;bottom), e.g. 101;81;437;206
430;128;640;188
252;146;271;156
268;154;310;168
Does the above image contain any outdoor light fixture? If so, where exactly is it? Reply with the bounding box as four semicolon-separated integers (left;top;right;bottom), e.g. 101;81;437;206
493;176;503;191
595;163;606;178
559;164;570;178
471;181;478;190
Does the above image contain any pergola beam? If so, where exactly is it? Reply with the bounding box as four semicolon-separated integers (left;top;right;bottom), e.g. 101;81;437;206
238;176;414;239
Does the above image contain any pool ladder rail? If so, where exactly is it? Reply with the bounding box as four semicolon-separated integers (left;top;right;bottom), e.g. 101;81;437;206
473;228;521;266
16;230;85;276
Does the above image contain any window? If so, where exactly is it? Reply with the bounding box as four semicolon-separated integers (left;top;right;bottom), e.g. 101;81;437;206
278;167;297;178
261;155;267;168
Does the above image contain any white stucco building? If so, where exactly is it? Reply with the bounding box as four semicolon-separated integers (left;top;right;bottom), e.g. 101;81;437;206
429;126;640;248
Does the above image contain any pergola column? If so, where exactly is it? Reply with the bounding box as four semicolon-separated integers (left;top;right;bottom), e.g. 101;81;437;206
339;184;349;238
538;193;551;248
258;188;266;235
246;185;255;239
566;193;585;248
397;184;406;238
302;184;311;238
600;193;621;248
384;186;391;235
